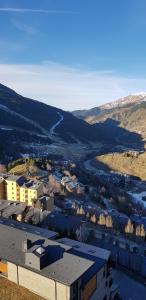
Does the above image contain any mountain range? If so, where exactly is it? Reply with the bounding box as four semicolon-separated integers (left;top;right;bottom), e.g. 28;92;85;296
0;83;101;161
73;94;146;142
0;84;144;162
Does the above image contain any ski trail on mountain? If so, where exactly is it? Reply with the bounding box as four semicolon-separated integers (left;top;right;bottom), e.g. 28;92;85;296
0;104;49;136
50;112;64;136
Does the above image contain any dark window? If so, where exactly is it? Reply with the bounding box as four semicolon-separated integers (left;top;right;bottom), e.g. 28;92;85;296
73;281;79;300
109;278;113;287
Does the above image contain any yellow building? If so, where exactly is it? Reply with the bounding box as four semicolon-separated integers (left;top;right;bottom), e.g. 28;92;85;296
5;175;43;205
0;177;7;199
5;176;25;202
20;181;44;206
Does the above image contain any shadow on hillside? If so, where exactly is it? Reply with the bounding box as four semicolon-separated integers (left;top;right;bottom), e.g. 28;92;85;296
83;119;146;182
93;118;145;151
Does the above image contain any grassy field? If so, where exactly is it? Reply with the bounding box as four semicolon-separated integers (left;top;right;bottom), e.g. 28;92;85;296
8;163;41;176
0;277;44;300
8;163;28;175
95;151;146;180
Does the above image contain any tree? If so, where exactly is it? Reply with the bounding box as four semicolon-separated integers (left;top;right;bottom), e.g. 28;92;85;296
79;206;85;215
140;224;145;238
98;213;106;226
135;225;141;236
86;212;90;219
76;207;80;215
125;219;134;234
106;215;113;228
76;206;85;215
90;214;96;224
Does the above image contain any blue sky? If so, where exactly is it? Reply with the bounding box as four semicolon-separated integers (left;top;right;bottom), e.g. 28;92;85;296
0;0;146;110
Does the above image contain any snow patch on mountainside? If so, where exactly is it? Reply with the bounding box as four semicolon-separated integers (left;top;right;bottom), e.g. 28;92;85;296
100;94;146;110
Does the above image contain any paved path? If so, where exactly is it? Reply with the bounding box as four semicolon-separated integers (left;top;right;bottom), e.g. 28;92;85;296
84;159;109;176
50;112;64;136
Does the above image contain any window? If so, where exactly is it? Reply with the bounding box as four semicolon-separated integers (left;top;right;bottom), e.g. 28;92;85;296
0;259;8;277
109;278;113;288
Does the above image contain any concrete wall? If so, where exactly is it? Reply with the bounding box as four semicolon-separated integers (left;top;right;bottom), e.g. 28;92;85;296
7;262;110;300
17;266;71;300
8;262;18;283
18;266;56;299
89;266;111;300
56;282;70;300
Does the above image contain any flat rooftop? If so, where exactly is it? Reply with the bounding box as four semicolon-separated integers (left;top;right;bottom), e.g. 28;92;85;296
58;238;111;261
0;200;26;218
0;218;107;286
0;217;58;239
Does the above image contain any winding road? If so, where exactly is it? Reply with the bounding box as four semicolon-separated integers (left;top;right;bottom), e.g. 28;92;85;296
50;112;64;136
84;159;108;176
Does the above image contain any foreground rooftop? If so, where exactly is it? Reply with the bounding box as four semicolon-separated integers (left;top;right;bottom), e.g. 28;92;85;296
0;217;110;286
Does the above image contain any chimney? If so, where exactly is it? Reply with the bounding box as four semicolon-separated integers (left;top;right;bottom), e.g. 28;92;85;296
22;239;32;252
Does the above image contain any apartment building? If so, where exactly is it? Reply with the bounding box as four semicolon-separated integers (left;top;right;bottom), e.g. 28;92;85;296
0;218;118;300
19;180;44;205
6;175;26;202
0;176;7;199
0;175;43;205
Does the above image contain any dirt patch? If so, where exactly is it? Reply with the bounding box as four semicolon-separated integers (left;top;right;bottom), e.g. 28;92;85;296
0;277;44;300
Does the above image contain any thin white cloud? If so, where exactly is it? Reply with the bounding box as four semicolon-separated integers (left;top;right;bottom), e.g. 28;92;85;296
0;40;26;52
12;20;37;34
0;62;146;111
0;8;76;14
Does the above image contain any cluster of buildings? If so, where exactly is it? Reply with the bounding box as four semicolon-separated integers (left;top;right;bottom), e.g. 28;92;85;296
73;201;146;240
61;175;85;194
49;172;85;195
0;217;119;300
91;229;146;280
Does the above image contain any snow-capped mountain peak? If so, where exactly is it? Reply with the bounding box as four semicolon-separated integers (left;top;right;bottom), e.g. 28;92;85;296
100;93;146;110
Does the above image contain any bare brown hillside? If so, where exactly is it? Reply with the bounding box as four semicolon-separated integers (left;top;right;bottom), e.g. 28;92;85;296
95;151;146;180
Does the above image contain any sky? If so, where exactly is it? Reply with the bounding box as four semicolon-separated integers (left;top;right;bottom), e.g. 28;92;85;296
0;0;146;110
